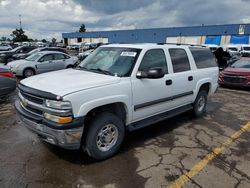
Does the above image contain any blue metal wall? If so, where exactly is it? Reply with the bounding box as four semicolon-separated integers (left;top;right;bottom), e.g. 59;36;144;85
62;24;250;44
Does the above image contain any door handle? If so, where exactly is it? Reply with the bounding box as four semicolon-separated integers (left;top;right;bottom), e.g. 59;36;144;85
165;80;172;85
188;76;193;81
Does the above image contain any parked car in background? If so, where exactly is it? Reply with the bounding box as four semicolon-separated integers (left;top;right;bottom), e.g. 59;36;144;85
0;44;12;51
79;42;97;52
219;58;250;88
8;51;78;77
0;66;16;101
0;46;37;65
78;49;94;61
240;44;250;57
11;47;68;61
56;43;66;48
205;44;219;52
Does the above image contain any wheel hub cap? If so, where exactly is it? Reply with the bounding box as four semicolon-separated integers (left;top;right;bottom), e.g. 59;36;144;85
96;124;118;152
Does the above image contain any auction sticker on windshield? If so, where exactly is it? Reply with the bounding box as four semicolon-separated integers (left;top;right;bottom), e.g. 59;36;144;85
120;52;137;57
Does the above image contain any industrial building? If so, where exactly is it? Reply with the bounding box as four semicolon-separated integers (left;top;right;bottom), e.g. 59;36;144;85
62;23;250;46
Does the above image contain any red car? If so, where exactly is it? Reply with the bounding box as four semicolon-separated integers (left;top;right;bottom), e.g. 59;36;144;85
219;58;250;88
0;66;16;100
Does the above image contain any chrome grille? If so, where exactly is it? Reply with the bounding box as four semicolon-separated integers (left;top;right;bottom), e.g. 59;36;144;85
19;91;44;117
20;90;44;104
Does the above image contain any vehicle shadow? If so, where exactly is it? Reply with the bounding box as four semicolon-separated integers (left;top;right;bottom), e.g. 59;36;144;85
44;110;197;165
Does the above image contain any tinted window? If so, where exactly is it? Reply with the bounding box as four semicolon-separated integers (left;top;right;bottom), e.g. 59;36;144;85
139;49;168;73
169;48;190;73
64;55;70;59
41;54;53;62
230;59;250;68
189;47;217;69
54;54;65;60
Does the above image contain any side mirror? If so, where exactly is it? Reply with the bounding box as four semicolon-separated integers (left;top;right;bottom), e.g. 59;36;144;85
137;67;165;79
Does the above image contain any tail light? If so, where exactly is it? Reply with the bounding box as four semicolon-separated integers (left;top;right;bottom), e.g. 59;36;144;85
0;71;14;78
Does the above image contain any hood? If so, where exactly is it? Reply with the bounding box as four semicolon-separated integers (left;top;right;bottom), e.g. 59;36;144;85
222;67;250;76
0;51;13;55
20;69;121;96
8;59;30;67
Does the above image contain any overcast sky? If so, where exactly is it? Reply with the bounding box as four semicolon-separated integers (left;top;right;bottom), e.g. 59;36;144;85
0;0;250;41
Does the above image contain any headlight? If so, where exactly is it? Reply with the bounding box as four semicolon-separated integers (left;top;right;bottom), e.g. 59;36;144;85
45;99;72;110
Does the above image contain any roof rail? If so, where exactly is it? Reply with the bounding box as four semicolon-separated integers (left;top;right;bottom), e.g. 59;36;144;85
157;43;207;47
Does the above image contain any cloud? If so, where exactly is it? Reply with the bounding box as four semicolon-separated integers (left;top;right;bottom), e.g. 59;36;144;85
0;0;250;40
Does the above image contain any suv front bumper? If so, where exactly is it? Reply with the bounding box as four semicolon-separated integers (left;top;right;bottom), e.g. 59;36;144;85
15;100;84;150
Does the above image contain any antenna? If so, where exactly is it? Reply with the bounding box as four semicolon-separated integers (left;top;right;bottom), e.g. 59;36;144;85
19;14;22;29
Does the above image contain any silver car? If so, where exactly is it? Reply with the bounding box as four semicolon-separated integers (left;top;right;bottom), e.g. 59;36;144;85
8;51;78;77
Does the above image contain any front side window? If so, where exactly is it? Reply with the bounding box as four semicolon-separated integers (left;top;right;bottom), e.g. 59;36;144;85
78;47;141;77
169;48;191;73
40;54;53;62
138;49;168;74
54;54;65;60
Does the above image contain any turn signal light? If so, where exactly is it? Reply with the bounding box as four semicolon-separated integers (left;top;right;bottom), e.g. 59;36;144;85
44;113;72;124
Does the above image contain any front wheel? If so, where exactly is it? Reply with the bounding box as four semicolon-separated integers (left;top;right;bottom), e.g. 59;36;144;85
84;112;125;160
23;68;35;78
193;90;207;117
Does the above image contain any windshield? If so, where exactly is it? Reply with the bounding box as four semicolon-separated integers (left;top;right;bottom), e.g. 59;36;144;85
11;46;22;52
25;52;43;61
230;59;250;69
27;48;40;55
78;47;141;77
243;47;250;51
228;47;238;52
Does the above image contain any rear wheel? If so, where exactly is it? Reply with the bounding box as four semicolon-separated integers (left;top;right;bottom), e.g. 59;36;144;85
193;90;207;117
84;112;125;160
23;68;35;78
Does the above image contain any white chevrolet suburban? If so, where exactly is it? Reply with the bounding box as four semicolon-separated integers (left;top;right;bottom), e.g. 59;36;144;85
16;44;219;160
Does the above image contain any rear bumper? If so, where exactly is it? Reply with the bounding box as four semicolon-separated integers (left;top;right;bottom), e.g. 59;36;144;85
15;100;84;150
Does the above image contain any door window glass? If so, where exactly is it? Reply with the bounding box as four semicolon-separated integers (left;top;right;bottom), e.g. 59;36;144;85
138;49;168;73
169;48;191;73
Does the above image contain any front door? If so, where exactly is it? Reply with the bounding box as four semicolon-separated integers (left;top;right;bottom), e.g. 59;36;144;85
36;54;55;74
131;49;174;122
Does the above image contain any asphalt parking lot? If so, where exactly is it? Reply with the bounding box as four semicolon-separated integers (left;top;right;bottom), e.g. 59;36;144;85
0;87;249;188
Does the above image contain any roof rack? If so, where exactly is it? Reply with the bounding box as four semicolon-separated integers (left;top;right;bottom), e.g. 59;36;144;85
157;43;207;47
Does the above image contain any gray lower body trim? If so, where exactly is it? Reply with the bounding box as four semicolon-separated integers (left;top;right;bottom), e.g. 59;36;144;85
134;91;193;111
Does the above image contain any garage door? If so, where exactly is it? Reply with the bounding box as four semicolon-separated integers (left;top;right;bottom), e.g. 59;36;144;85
230;35;249;44
183;36;199;44
166;37;178;43
205;36;221;45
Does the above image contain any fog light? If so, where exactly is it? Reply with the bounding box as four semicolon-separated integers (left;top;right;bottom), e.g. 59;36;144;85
44;113;72;124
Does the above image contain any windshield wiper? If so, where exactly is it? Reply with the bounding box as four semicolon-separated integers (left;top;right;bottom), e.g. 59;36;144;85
88;68;114;76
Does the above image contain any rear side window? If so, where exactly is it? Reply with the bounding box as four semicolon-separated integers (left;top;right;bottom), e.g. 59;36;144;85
169;48;190;73
189;47;217;69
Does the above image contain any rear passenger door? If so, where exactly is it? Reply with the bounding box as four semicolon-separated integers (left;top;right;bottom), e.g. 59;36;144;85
167;48;195;107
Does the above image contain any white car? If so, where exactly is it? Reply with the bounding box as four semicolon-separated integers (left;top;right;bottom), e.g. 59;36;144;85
240;44;250;57
8;51;78;77
16;44;219;160
0;44;12;51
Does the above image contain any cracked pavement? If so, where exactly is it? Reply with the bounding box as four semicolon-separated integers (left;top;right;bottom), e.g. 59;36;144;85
0;87;249;188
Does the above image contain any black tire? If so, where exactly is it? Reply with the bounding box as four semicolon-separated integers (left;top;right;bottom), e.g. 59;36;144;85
193;90;207;117
23;68;35;78
7;58;14;63
84;112;125;160
66;65;74;69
